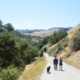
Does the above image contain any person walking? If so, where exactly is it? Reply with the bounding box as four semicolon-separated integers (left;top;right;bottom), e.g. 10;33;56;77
59;57;63;71
53;56;58;70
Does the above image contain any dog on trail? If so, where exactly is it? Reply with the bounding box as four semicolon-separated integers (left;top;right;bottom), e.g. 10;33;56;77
47;66;51;73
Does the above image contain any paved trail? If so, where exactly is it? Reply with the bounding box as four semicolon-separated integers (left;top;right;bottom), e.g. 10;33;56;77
40;53;80;80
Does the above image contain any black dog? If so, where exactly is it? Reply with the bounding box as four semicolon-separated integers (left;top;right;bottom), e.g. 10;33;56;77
47;66;51;73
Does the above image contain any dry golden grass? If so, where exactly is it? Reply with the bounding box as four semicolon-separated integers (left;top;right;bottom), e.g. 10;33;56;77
67;24;80;39
18;57;47;80
64;51;80;68
58;47;71;58
63;24;80;68
47;44;57;54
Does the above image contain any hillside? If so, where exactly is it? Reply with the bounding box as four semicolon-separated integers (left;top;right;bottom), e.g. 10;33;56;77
21;30;55;38
67;24;80;39
17;27;70;38
47;24;80;68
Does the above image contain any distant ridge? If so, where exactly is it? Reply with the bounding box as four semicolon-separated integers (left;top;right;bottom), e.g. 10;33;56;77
48;27;72;31
16;27;72;33
16;29;45;33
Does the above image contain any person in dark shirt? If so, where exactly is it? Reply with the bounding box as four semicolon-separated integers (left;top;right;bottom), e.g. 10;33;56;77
53;56;58;70
59;57;63;71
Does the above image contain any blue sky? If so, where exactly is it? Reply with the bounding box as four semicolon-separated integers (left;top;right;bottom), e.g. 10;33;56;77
0;0;80;29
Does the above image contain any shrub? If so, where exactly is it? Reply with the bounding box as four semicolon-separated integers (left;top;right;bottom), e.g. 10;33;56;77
69;35;80;51
43;47;47;52
0;66;21;80
25;46;39;64
39;49;43;57
48;38;68;56
48;30;67;44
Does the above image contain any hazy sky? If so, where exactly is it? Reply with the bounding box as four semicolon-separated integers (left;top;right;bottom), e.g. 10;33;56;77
0;0;80;29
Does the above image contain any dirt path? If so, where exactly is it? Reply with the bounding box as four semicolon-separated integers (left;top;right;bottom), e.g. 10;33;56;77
40;53;80;80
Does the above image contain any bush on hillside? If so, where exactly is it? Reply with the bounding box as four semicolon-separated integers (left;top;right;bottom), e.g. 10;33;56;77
25;46;39;64
69;35;80;51
0;32;16;67
68;29;80;51
0;32;39;68
39;49;43;57
48;38;68;56
5;23;14;31
35;37;48;49
0;66;20;80
48;30;67;44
